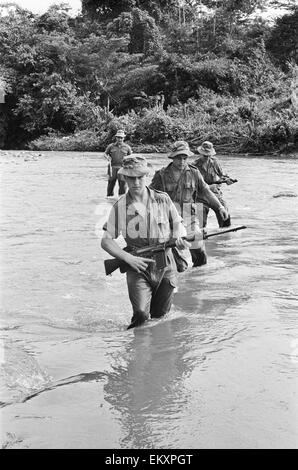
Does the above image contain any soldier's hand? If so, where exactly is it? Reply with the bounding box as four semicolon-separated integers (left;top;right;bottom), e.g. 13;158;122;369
185;222;204;249
225;178;235;185
125;253;155;273
218;206;228;220
176;237;191;250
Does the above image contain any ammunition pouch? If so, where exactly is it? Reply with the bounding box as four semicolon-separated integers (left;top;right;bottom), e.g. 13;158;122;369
127;246;168;271
140;250;167;270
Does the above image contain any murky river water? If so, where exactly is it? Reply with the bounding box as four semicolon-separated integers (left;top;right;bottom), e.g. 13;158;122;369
0;151;297;449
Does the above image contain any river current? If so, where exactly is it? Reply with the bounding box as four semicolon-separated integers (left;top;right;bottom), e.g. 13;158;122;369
0;151;297;449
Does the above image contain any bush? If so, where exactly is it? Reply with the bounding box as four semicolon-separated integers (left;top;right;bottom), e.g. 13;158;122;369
242;117;298;152
104;111;139;142
29;130;102;151
133;109;185;143
28;76;298;154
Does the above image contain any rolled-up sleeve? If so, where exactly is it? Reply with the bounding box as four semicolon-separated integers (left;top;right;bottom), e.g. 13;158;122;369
102;204;119;239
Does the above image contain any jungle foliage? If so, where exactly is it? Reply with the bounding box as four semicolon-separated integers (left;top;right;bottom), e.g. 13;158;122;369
0;0;297;152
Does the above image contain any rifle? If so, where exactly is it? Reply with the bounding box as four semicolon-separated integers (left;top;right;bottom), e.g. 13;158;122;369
203;225;246;239
107;161;112;178
104;225;247;275
104;238;191;276
209;177;238;185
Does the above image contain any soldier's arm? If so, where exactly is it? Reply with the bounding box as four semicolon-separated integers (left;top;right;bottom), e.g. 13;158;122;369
214;158;225;177
101;204;126;258
101;231;127;260
126;145;133;155
195;170;225;211
214;158;233;181
104;144;112;161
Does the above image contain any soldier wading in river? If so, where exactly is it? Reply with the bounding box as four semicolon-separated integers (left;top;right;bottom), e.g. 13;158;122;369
104;129;132;197
193;141;237;228
101;155;191;329
150;141;229;267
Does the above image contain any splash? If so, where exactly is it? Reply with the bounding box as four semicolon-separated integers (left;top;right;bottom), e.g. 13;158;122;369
0;341;51;407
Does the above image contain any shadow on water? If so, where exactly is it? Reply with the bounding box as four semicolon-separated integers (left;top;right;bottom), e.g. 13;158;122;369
102;319;207;449
21;371;108;403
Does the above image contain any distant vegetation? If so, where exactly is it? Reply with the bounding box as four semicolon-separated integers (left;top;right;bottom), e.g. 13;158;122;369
0;0;297;153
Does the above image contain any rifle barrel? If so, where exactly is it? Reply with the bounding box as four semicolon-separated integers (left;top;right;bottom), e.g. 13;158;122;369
210;178;238;185
204;225;247;239
131;236;195;256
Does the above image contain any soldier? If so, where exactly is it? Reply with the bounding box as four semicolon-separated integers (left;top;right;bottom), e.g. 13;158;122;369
150;141;228;267
104;129;132;197
193;141;235;227
101;155;191;330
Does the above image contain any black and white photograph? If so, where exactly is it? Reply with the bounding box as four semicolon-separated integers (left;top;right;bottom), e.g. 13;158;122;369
0;0;297;451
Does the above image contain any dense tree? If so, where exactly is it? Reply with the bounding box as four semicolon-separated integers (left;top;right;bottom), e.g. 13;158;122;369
82;0;136;19
128;8;162;55
0;3;133;143
266;6;298;70
0;72;9;147
0;1;297;151
82;0;180;21
107;7;163;56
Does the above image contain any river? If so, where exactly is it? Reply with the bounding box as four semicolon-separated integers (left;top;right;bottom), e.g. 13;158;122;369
0;150;297;449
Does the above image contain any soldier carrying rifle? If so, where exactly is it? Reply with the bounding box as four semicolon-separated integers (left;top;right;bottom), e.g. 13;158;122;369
104;129;132;198
193;141;237;228
101;155;191;330
150;141;229;267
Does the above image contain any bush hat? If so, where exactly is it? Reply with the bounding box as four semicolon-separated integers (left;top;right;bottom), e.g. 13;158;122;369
168;141;194;159
115;129;126;138
197;141;216;156
118;156;150;177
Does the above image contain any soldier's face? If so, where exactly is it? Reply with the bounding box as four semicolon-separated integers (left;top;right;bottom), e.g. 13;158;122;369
116;136;124;144
125;175;147;195
172;154;188;171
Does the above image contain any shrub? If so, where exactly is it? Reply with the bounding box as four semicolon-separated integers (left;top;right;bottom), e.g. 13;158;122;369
29;130;102;151
105;111;139;142
133;109;185;143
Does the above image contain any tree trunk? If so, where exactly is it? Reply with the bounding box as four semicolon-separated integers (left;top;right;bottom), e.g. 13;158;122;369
291;65;298;112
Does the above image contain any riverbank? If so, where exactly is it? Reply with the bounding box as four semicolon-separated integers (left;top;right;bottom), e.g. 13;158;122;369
1;148;297;160
26;126;298;155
